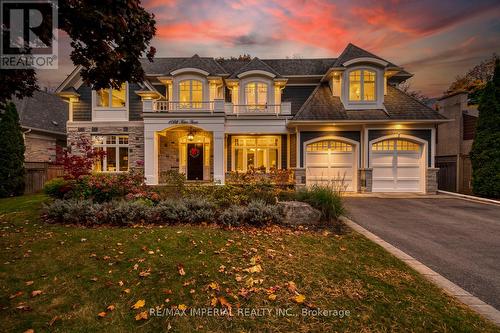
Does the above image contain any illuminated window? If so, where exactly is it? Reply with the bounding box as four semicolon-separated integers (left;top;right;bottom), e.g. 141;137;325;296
306;140;353;152
179;80;203;108
372;139;419;151
233;136;280;172
96;83;127;108
92;135;129;172
245;82;267;110
348;70;376;102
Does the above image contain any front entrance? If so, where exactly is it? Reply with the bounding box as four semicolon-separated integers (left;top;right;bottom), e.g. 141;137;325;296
187;143;204;180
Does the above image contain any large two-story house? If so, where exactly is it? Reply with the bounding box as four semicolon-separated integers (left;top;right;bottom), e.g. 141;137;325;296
56;44;447;193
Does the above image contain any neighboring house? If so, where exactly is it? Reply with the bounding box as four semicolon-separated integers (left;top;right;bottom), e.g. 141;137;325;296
56;43;447;193
12;90;68;163
436;91;478;194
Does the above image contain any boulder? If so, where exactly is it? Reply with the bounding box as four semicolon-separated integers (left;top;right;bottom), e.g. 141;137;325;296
278;201;322;226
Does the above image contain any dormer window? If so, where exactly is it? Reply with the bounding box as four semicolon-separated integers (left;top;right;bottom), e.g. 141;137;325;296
348;70;376;102
179;79;203;108
245;82;267;110
96;83;127;108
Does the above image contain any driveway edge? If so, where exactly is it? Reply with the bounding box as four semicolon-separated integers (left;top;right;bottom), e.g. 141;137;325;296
339;215;500;327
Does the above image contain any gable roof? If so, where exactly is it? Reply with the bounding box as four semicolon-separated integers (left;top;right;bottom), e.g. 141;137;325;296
140;55;227;76
227;57;281;79
293;84;446;121
334;43;398;68
11;90;68;135
170;54;228;75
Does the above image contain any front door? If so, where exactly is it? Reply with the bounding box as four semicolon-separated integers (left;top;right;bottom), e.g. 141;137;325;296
187;143;204;180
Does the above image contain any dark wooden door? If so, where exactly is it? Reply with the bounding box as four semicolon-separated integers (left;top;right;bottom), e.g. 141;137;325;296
436;156;457;192
187;143;204;180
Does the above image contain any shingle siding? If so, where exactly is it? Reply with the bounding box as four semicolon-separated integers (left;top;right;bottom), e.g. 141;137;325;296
129;83;143;121
73;85;92;121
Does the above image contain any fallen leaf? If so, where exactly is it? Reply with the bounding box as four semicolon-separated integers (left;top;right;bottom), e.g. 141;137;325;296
123;288;131;294
292;294;306;304
208;282;219;290
177;264;186;276
243;265;262;273
218;296;232;314
107;304;115;311
235;275;243;282
25;281;34;286
9;291;24;299
135;311;148;321
48;315;60;326
118;281;124;286
97;312;107;318
210;297;218;307
250;256;261;265
178;304;188;311
139;268;151;277
131;299;145;309
163;289;173;295
268;294;277;301
31;290;42;297
23;330;34;333
287;281;297;293
15;303;32;311
218;265;226;272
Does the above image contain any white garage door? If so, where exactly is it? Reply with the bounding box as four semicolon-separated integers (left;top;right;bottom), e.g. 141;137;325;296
305;140;355;191
371;139;423;192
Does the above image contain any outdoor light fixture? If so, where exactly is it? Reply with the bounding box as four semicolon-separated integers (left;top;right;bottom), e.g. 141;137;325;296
187;130;194;141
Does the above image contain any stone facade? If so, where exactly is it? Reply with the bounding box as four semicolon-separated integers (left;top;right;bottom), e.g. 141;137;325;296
426;168;439;194
358;168;373;193
293;168;306;189
67;124;144;171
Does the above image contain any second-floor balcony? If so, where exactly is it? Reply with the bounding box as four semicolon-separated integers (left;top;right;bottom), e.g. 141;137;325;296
146;100;292;116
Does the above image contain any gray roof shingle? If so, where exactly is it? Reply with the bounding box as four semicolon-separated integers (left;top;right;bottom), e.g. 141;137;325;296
141;55;227;76
12;90;68;134
334;43;398;68
227;57;281;79
293;84;446;121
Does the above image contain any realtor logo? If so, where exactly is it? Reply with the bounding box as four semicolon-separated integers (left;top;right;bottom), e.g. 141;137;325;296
0;0;58;69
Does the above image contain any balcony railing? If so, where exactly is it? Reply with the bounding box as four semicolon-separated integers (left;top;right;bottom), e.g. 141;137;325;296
224;102;291;116
153;101;215;112
146;99;291;116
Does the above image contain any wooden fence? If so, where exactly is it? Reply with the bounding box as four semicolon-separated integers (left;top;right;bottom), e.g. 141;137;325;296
24;162;64;194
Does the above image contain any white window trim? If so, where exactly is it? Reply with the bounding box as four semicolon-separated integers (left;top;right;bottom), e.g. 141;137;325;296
92;135;129;173
231;135;281;172
348;69;376;103
341;66;384;110
92;83;129;110
244;81;268;107
91;83;129;121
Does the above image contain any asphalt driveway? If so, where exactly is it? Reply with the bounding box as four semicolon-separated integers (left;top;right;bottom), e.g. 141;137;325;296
344;196;500;310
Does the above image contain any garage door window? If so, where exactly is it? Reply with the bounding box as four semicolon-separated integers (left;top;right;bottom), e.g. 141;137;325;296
372;139;419;151
306;141;352;152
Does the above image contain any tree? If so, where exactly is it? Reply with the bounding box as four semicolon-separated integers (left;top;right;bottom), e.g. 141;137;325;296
447;54;498;104
0;0;156;105
0;103;26;197
57;134;106;180
398;81;432;105
470;59;500;198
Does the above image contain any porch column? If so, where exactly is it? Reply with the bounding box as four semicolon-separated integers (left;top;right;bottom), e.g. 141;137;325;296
144;130;158;185
213;131;225;185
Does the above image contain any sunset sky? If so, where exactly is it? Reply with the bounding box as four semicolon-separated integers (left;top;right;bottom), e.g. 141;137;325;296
38;0;500;97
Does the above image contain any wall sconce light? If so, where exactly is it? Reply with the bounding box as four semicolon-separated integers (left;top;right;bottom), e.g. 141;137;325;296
187;130;194;141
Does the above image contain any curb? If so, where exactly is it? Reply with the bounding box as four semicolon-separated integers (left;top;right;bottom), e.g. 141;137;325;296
437;190;500;205
339;215;500;327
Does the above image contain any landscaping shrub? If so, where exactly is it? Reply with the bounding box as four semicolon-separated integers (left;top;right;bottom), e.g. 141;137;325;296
43;178;74;199
246;200;283;226
102;200;152;225
153;199;189;224
218;205;247;226
43;199;98;225
295;185;345;222
76;170;146;202
182;198;216;223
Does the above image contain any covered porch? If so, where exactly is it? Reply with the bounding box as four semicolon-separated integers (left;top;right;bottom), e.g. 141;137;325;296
143;119;225;185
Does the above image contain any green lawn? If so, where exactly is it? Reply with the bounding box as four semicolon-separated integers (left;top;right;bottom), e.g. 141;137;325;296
0;195;498;332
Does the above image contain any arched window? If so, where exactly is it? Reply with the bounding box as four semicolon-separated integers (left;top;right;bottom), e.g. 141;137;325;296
348;70;376;102
179;80;203;108
245;82;267;110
